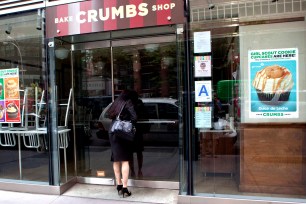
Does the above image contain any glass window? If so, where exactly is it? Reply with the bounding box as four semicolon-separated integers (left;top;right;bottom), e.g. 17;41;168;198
59;29;180;183
158;103;178;120
0;11;48;183
188;0;306;203
144;103;159;119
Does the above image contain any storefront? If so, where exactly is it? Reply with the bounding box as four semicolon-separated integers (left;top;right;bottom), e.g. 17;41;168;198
45;0;186;190
0;0;305;203
180;0;306;203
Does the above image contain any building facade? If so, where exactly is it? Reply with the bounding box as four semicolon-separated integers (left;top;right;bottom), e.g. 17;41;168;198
0;0;305;203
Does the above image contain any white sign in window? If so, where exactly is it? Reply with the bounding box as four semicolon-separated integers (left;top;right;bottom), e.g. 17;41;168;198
195;106;212;128
194;55;211;77
194;31;211;53
195;81;212;102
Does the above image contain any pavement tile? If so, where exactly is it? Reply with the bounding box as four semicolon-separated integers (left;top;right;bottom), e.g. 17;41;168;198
0;184;178;204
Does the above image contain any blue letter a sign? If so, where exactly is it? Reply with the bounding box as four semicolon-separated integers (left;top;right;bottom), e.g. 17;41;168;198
195;81;212;102
198;85;208;96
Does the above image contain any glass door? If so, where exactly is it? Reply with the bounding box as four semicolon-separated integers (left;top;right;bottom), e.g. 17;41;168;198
111;36;179;182
73;43;112;178
72;35;180;186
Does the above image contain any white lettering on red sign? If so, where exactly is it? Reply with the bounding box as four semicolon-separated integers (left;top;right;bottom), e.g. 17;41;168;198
88;9;98;22
54;3;174;24
76;11;86;23
112;5;124;19
55;16;73;23
126;4;137;18
152;3;175;11
138;3;149;16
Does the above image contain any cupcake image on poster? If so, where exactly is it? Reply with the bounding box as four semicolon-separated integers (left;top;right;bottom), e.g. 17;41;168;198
0;101;5;122
5;100;20;122
6;102;18;119
5;78;19;99
252;65;294;105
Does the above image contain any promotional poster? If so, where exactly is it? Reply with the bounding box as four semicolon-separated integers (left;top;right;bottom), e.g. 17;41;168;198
0;68;21;123
249;48;298;118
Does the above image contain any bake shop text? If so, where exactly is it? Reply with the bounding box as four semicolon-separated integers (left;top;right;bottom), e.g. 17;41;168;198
54;3;176;24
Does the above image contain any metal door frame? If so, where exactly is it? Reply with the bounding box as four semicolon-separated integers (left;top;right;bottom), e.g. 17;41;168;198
69;34;179;190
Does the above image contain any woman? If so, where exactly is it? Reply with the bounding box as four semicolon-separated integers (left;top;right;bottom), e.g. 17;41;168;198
107;90;137;197
128;91;145;178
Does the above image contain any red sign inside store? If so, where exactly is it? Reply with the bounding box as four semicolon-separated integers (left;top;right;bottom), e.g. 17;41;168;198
46;0;185;38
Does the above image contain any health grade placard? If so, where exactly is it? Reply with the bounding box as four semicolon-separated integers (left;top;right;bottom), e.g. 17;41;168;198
0;68;21;123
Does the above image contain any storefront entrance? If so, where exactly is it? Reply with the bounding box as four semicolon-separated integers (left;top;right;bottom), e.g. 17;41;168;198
53;26;183;189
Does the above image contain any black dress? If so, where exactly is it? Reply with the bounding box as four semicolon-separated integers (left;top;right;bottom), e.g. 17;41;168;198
132;99;146;152
109;100;137;162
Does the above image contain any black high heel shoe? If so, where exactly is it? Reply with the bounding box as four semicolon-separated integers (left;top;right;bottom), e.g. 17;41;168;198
122;187;132;197
117;185;123;195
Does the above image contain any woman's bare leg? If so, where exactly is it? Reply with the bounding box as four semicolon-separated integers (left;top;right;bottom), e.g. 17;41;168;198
121;161;130;187
113;162;122;185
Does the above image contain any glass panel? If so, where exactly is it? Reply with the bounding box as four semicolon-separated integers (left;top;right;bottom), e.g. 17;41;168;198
54;38;74;183
285;1;293;12
246;3;254;16
254;2;261;15
218;6;225;19
238;3;246;17
110;39;179;181
0;11;48;183
277;1;285;13
293;0;301;12
198;9;205;21
262;1;269;15
192;28;240;195
270;3;277;13
71;35;179;182
73;47;113;178
190;1;306;203
231;5;238;18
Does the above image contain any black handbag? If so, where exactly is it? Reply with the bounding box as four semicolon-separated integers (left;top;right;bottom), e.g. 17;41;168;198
110;103;136;141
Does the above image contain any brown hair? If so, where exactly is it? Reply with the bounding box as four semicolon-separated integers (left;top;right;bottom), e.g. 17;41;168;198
107;90;130;119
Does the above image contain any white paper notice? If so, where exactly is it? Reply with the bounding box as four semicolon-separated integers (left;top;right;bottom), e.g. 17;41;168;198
194;31;211;53
194;56;211;77
195;106;212;128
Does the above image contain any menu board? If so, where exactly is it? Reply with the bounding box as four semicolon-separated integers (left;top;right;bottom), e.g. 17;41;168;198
0;68;21;123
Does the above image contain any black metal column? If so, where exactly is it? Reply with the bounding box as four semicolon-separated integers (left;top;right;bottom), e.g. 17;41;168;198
46;38;60;186
184;0;194;195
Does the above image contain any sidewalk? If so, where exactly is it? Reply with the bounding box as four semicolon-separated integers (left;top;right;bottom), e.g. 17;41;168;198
0;183;179;204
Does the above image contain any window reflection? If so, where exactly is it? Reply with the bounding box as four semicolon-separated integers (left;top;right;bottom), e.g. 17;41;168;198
0;12;48;183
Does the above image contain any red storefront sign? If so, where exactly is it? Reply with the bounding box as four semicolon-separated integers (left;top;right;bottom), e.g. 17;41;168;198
46;0;185;38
